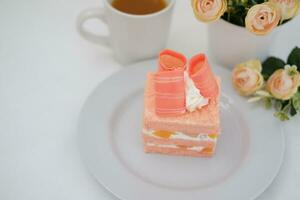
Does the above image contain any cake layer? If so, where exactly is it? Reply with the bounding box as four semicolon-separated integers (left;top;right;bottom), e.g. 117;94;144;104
143;129;218;147
143;73;221;136
143;128;218;157
144;144;215;157
143;134;216;148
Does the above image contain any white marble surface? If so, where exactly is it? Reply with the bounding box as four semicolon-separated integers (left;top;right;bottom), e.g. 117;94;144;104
0;0;299;199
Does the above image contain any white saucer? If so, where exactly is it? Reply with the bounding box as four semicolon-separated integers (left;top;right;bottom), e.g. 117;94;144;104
78;59;285;200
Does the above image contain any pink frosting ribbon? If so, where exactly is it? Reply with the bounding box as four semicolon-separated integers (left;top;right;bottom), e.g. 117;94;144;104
154;50;218;117
154;50;187;116
189;54;219;99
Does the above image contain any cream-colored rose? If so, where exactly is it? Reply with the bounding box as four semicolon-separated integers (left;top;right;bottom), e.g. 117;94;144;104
232;59;264;96
245;2;281;35
269;0;299;20
191;0;227;22
267;65;300;100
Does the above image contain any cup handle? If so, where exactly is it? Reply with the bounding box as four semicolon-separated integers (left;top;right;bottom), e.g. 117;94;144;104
76;8;110;47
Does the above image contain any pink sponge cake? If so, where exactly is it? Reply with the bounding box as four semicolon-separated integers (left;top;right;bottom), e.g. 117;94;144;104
142;50;221;157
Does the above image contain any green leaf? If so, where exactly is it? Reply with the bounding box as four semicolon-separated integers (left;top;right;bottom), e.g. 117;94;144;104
281;100;290;107
281;19;291;25
292;92;300;110
281;100;291;113
274;111;290;121
255;90;272;97
248;96;262;102
262;57;286;80
287;47;300;68
264;98;272;109
274;100;283;111
290;104;297;116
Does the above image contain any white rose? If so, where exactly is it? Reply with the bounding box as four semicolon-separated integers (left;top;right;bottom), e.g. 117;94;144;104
232;59;264;96
267;65;300;100
191;0;227;22
245;2;281;35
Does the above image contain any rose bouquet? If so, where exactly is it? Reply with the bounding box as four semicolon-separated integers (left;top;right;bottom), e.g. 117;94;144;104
232;47;300;121
191;0;299;35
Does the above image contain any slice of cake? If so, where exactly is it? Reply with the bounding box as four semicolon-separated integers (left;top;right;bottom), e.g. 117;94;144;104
142;49;221;157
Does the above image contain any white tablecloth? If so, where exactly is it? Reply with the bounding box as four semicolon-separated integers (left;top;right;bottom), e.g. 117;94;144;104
0;0;299;199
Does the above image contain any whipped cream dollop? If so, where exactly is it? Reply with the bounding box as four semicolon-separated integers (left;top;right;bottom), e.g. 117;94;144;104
184;72;208;112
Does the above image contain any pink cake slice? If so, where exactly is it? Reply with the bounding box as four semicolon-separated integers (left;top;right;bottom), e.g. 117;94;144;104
144;73;220;136
142;73;221;157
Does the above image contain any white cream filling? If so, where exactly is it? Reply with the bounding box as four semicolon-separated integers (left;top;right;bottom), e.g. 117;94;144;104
146;143;205;151
184;72;209;112
143;129;218;142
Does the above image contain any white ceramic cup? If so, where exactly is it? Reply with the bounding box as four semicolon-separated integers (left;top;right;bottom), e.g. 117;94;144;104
207;19;280;69
77;0;175;64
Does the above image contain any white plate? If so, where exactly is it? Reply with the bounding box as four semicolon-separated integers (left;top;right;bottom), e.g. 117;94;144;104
78;60;285;200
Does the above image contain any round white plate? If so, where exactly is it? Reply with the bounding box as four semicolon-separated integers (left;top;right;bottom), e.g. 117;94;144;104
78;60;285;200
